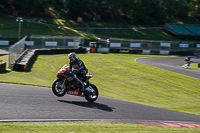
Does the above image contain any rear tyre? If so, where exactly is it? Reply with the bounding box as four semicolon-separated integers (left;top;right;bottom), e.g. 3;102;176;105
85;84;98;102
52;78;67;97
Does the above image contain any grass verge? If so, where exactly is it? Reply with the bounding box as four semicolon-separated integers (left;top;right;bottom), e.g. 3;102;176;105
0;121;199;133
190;63;200;70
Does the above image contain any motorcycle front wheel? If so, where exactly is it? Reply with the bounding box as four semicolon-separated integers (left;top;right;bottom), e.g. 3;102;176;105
52;78;67;97
84;84;98;102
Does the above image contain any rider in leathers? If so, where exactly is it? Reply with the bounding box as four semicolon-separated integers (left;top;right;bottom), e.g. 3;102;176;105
183;56;194;68
68;52;88;91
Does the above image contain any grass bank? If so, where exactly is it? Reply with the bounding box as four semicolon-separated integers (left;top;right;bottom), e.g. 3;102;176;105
0;54;199;116
190;63;200;70
0;121;199;133
0;14;180;41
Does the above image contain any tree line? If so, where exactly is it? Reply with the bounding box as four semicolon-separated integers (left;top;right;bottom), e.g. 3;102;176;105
0;0;200;24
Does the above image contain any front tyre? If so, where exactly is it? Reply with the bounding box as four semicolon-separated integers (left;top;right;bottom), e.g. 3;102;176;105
85;84;98;102
52;78;67;97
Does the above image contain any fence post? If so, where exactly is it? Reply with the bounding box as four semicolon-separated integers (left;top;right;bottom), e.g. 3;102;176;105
64;38;65;48
42;37;44;48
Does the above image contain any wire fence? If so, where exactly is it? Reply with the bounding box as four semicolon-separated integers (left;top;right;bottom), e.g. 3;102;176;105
29;35;84;49
7;36;200;65
9;36;27;69
96;37;199;51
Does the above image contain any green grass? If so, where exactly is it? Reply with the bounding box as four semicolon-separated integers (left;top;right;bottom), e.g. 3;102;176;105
36;18;85;27
0;121;199;133
0;54;200;116
0;14;182;41
190;63;200;70
0;15;99;40
93;29;178;41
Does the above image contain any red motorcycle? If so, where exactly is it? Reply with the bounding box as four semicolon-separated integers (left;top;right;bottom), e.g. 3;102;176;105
52;64;98;102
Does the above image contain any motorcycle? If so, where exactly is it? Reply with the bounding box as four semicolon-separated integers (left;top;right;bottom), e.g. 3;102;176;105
181;62;190;68
181;61;195;69
52;64;98;102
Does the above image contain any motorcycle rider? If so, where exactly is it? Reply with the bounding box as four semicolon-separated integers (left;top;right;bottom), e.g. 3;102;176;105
68;52;88;91
183;56;194;68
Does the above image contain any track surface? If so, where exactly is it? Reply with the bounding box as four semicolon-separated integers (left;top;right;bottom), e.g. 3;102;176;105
0;82;200;123
0;57;200;127
136;57;200;79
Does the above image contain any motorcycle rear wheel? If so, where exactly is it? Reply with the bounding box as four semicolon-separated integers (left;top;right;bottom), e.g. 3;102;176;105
52;78;67;97
84;84;98;102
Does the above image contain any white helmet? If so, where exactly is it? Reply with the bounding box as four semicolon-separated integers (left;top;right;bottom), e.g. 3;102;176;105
68;52;76;62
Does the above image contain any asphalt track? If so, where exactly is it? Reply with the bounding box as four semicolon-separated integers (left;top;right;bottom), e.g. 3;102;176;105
0;57;200;127
136;57;200;79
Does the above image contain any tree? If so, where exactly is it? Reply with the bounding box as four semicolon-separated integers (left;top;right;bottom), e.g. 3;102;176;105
0;0;200;24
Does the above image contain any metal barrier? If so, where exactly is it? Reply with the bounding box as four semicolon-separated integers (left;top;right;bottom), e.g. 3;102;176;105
9;36;27;69
28;36;198;52
108;37;197;51
92;37;200;55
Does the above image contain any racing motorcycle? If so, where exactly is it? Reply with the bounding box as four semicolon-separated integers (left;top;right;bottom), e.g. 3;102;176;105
181;62;191;68
52;64;98;102
181;61;195;69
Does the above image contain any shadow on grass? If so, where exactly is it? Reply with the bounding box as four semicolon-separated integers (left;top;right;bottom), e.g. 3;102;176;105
0;70;11;74
58;100;114;112
26;54;39;72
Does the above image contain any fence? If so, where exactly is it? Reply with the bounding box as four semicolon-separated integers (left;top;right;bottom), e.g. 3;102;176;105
92;37;200;55
26;36;200;52
108;37;199;50
9;36;27;68
8;35;200;58
29;35;84;49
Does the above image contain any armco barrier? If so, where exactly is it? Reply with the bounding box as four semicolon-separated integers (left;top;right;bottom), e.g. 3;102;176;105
92;47;200;56
109;49;143;54
160;50;170;55
129;50;143;54
107;37;200;55
97;48;109;53
0;62;6;73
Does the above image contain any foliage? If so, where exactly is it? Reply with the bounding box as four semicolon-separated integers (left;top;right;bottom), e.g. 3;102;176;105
0;0;200;24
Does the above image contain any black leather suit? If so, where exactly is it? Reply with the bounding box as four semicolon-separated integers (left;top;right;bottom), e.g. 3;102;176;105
69;57;88;82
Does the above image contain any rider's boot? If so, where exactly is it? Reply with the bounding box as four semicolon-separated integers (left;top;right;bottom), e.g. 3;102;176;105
80;77;89;92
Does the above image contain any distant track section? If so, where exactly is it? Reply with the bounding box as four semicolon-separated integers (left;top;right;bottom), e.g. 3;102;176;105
136;57;200;79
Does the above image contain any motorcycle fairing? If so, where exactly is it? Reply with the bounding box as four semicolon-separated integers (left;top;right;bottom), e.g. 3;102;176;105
66;89;83;96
